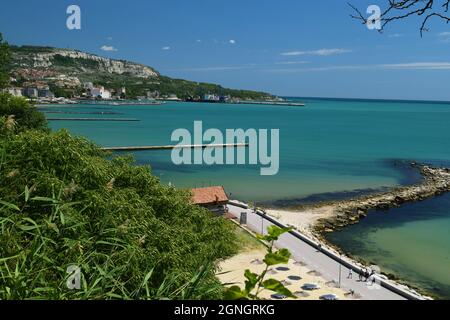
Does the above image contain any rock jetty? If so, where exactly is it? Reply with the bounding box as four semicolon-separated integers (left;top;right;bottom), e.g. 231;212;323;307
314;163;450;234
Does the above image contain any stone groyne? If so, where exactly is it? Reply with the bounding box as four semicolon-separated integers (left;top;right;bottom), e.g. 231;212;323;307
314;163;450;234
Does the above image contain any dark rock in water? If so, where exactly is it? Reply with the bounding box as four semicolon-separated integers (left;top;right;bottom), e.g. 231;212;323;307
314;164;450;235
394;196;405;204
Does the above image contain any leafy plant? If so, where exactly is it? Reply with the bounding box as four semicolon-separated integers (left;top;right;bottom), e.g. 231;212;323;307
0;129;238;299
0;33;11;89
0;93;48;133
0;40;239;299
224;226;296;300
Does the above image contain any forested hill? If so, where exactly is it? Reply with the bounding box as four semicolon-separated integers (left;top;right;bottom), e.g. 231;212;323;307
8;45;274;100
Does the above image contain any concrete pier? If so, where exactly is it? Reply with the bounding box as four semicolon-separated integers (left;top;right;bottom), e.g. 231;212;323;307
47;118;140;121
102;142;249;151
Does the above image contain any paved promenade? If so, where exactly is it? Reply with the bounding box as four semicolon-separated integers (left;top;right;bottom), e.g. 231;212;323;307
227;204;413;300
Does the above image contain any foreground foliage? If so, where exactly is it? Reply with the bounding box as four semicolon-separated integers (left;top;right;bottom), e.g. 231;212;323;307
0;33;11;89
0;96;237;299
225;226;295;300
0;93;48;133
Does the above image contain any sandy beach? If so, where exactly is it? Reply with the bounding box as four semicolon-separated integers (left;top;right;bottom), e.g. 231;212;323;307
266;206;335;240
217;248;352;300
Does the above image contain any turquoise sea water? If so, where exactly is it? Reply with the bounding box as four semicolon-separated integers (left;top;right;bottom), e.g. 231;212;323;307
46;98;450;298
326;193;450;299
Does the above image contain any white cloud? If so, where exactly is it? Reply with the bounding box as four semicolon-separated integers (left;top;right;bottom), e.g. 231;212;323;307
438;32;450;42
196;39;202;43
388;33;404;38
100;45;118;52
162;46;171;50
380;62;450;70
267;62;450;73
229;39;236;44
275;61;309;65
281;48;351;56
106;36;113;40
174;66;249;72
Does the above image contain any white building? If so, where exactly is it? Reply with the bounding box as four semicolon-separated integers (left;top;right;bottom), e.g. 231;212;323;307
90;86;111;99
5;87;23;97
204;94;220;101
166;94;181;101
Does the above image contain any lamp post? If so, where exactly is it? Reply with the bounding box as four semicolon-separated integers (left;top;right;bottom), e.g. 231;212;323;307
338;254;342;288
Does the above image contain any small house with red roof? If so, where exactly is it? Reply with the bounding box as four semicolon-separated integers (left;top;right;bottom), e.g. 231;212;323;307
191;186;229;215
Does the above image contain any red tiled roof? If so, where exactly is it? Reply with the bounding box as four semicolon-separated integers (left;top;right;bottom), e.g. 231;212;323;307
191;186;229;205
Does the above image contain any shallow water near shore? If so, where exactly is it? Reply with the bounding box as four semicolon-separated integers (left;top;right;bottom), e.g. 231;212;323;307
325;193;450;299
47;97;450;298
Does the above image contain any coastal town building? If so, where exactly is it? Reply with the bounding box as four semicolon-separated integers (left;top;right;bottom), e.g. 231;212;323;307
204;94;220;102
90;86;111;99
22;87;38;98
166;94;182;101
38;87;55;98
4;87;23;97
190;186;229;215
114;87;126;99
146;90;160;99
203;94;230;102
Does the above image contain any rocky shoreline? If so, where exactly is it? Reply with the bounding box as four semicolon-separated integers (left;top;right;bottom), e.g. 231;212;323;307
311;163;450;235
259;162;449;299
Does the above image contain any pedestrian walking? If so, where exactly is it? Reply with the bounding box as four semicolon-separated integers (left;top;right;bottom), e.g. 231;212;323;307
347;268;353;279
364;268;370;282
370;270;376;285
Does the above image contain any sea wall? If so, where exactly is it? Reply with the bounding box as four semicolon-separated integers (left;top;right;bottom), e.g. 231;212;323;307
314;163;450;233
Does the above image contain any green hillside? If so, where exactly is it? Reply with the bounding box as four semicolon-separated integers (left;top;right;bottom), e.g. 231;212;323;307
9;45;274;100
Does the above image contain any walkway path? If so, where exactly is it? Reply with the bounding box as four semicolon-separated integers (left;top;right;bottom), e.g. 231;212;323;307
227;203;418;300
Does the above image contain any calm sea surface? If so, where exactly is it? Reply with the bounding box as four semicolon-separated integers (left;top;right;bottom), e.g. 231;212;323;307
47;97;450;298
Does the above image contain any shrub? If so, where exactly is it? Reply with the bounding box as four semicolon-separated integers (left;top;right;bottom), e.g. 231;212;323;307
0;129;237;299
0;93;48;132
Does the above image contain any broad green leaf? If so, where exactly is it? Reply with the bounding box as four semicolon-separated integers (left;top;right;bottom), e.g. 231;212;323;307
224;285;248;300
264;248;291;266
244;269;258;293
262;278;296;298
268;225;292;239
259;226;293;242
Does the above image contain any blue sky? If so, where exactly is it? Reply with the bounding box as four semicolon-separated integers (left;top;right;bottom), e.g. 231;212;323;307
1;0;450;100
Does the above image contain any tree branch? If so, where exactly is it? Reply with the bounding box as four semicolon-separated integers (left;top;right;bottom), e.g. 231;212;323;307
349;0;450;36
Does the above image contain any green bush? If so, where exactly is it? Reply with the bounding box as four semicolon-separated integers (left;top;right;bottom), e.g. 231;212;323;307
0;33;11;89
0;129;237;299
0;93;48;132
0;36;237;299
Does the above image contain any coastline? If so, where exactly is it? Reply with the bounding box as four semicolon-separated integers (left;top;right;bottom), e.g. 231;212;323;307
262;162;450;299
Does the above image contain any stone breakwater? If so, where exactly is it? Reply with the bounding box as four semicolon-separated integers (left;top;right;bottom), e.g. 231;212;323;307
314;163;450;234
